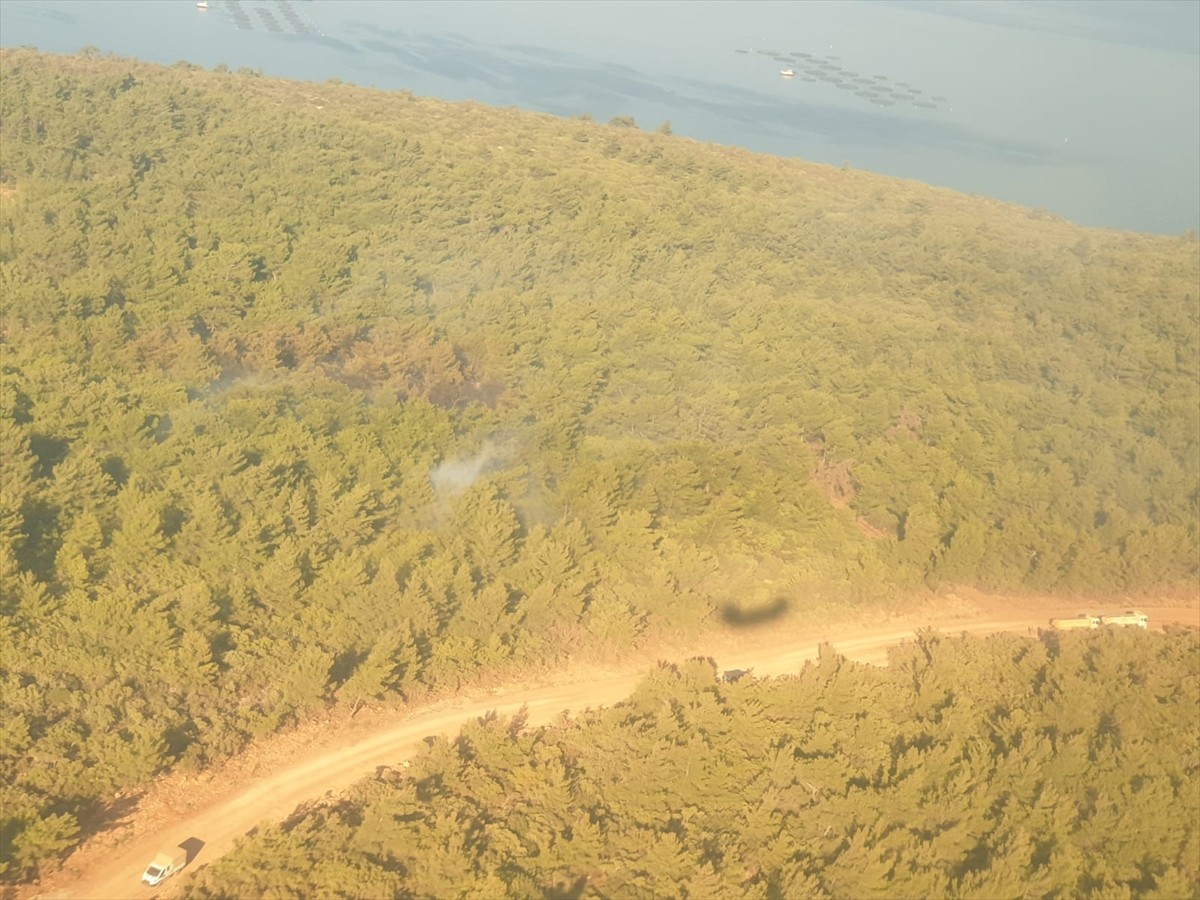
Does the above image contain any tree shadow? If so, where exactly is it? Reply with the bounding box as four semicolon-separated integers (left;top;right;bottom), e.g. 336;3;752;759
73;791;145;841
28;433;69;477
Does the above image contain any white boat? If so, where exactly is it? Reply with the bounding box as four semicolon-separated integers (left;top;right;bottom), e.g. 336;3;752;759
780;68;795;77
197;1;209;9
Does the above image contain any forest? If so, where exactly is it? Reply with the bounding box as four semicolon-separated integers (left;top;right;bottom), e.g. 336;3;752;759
0;48;1197;885
187;628;1200;899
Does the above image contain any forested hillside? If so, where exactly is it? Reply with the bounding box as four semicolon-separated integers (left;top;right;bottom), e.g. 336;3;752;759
190;629;1200;898
0;49;1197;880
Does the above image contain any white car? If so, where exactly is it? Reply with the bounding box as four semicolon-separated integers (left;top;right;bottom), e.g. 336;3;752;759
141;849;186;886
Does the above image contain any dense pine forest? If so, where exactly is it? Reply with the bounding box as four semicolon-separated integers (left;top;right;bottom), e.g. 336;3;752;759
190;629;1200;898
0;49;1197;884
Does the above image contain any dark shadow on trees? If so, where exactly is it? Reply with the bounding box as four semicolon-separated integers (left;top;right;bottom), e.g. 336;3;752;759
278;798;363;834
28;433;69;477
101;454;129;487
16;497;60;579
73;791;144;841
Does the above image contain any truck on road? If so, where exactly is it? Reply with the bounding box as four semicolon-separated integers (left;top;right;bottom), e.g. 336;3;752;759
141;848;186;886
1050;614;1101;630
1100;610;1149;629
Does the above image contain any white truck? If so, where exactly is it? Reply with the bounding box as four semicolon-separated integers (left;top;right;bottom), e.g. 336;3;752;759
1049;614;1101;631
141;848;187;886
1100;610;1149;629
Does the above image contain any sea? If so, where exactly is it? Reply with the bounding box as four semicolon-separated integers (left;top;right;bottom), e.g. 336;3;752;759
2;0;1198;236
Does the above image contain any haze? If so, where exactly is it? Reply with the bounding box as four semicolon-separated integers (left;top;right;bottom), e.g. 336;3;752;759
3;0;1197;235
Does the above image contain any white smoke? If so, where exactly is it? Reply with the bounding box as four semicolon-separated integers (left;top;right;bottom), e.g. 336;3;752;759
430;443;500;495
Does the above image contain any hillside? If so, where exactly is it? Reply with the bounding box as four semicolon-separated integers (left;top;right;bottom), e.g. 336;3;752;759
0;49;1197;881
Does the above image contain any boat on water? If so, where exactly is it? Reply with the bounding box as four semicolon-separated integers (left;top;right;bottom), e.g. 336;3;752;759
780;68;795;77
197;1;209;9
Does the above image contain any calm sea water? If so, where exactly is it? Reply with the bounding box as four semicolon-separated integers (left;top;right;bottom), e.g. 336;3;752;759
3;0;1197;236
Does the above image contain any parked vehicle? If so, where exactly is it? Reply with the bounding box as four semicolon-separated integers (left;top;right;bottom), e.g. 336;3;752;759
1050;611;1150;631
1100;610;1149;629
141;848;186;886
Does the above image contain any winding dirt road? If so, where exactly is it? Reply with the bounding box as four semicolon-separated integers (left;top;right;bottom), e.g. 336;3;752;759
29;601;1198;900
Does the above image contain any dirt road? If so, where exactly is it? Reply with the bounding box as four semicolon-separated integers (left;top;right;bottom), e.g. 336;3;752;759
30;602;1198;900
